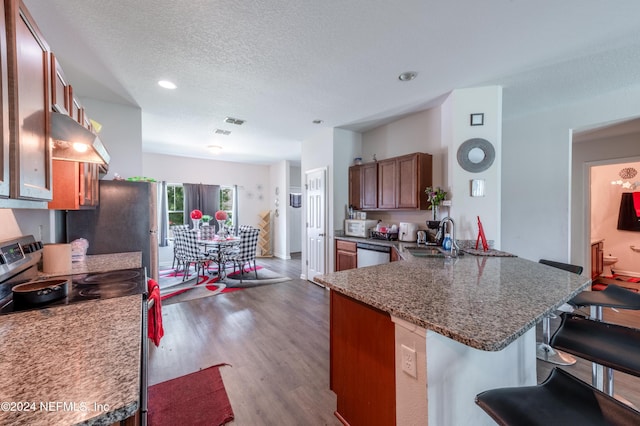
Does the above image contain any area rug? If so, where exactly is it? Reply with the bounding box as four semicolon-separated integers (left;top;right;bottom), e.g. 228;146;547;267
158;265;290;305
148;364;234;426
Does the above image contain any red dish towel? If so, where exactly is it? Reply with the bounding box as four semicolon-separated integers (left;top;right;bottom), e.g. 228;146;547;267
148;279;164;346
633;192;640;217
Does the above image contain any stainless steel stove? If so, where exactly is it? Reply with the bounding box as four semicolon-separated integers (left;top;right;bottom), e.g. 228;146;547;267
0;235;145;315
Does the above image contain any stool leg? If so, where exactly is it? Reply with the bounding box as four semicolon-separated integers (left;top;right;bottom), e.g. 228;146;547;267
536;316;577;365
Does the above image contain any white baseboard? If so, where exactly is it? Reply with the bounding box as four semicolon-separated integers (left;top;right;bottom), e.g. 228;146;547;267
613;269;640;278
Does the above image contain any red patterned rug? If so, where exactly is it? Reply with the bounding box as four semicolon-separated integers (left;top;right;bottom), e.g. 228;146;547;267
148;364;234;426
158;265;290;306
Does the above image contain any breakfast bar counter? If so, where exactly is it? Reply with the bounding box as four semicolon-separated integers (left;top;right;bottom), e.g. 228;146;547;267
313;249;591;425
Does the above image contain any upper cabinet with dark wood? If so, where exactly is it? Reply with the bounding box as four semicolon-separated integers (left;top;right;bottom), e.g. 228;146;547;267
349;152;432;211
5;0;52;202
50;52;69;115
0;0;10;198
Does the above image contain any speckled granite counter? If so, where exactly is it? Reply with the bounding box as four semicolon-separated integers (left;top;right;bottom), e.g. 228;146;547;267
0;295;142;425
315;245;591;351
0;252;144;425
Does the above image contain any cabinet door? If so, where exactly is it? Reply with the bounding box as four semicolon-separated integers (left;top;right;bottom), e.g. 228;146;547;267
361;162;377;209
348;165;362;210
7;1;52;201
377;158;397;209
396;153;419;208
0;0;9;198
80;162;99;206
50;53;69;114
335;240;357;271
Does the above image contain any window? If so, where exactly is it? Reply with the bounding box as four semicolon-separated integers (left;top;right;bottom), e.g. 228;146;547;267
220;186;234;225
167;184;184;230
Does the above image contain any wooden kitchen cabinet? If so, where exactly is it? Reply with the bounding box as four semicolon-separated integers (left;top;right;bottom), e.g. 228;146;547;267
330;291;395;425
50;52;70;115
377;158;397;209
0;0;9;198
349;162;377;210
5;0;52;201
48;159;100;209
335;240;357;271
591;241;604;279
349;152;432;211
390;246;399;262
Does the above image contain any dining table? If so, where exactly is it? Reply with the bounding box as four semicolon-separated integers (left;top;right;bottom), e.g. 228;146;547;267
197;235;241;279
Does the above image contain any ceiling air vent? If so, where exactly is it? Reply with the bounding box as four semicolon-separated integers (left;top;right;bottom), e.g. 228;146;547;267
224;117;245;125
214;129;231;135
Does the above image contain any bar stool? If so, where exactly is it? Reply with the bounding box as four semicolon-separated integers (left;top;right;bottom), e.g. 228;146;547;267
535;259;582;365
476;313;640;425
567;284;640;397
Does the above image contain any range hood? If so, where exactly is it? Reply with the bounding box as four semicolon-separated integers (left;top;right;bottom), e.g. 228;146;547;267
50;112;111;166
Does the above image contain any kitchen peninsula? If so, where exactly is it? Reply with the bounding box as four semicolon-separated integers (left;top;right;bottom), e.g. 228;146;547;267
314;245;591;426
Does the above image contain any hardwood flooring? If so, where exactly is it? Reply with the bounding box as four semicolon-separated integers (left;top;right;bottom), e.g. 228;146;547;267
149;253;341;425
150;253;640;424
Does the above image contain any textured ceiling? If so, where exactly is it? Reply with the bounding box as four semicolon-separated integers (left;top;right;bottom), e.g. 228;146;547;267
23;0;640;165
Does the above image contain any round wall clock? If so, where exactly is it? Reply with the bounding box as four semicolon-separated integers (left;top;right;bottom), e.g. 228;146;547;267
456;138;495;173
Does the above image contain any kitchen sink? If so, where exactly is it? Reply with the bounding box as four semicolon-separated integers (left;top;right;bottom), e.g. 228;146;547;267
405;246;464;258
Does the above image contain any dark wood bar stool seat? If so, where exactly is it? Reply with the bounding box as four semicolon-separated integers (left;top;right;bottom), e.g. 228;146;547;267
475;368;640;426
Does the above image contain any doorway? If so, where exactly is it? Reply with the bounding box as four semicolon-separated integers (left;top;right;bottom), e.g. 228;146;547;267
305;167;327;282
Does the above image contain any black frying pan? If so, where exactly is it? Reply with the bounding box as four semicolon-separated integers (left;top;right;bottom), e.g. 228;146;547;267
12;279;69;306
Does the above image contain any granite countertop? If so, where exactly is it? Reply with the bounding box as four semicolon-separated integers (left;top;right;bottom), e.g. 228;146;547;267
0;252;144;425
314;246;591;351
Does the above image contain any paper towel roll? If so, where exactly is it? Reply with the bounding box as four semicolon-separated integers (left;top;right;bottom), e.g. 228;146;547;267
43;244;72;275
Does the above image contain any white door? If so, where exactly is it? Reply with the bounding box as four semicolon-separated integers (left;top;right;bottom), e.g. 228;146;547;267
306;168;326;281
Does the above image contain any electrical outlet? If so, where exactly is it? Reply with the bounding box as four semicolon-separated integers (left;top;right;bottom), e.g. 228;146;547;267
401;344;417;378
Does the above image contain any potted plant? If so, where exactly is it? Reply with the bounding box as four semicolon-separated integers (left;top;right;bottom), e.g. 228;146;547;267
201;214;212;226
425;186;447;228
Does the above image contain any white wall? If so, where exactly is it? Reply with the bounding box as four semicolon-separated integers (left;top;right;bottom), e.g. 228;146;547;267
143;152;270;229
441;87;502;244
81;97;143;180
270;160;289;259
591;162;640;276
333;129;362;231
503;84;640;266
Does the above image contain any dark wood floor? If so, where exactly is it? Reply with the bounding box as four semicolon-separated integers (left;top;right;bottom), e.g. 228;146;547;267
149;253;341;425
150;254;640;424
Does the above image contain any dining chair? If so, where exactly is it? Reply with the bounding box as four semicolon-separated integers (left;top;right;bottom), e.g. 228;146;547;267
173;230;212;281
228;228;260;283
170;225;190;270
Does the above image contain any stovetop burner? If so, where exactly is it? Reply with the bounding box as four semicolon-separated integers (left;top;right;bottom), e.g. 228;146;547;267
76;269;142;284
78;281;140;298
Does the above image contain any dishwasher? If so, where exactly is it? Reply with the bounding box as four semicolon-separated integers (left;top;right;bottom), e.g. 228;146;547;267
356;242;391;267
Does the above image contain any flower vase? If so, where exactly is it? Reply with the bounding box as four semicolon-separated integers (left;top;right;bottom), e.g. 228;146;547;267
192;218;201;230
216;220;226;237
431;204;438;221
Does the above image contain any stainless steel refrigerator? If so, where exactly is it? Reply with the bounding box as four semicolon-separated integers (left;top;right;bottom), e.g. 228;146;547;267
66;180;159;281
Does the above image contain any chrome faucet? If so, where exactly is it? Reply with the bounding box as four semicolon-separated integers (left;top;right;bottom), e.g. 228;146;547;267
439;216;460;257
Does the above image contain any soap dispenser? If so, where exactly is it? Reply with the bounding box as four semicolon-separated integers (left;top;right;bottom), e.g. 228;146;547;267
442;233;452;251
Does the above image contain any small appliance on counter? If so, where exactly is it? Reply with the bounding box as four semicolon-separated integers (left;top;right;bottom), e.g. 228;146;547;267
344;219;378;238
398;222;419;242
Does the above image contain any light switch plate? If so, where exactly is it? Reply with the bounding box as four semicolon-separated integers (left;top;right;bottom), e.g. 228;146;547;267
471;179;485;197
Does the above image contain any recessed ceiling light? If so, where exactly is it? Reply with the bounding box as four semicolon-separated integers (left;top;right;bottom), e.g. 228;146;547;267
224;117;245;125
208;145;223;154
312;119;324;124
398;71;418;82
158;80;177;89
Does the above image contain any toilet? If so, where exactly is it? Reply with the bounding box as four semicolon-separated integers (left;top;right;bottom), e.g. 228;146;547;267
603;255;618;277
